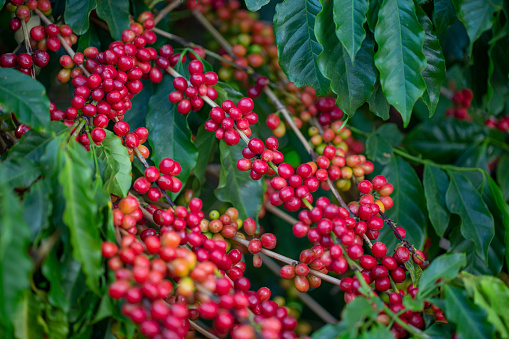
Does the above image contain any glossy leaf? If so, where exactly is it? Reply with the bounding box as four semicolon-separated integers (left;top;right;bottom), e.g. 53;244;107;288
374;0;426;126
95;130;132;197
423;165;450;237
332;0;369;63
452;0;502;54
367;79;390;120
23;179;53;241
59;142;103;295
0;68;50;130
379;156;426;251
146;76;198;198
417;253;466;298
216;141;264;222
13;291;43;339
0;184;32;334
404;119;487;163
316;0;376;116
244;0;270;11
0;158;40;188
417;6;446;118
274;0;330;94
96;0;130;40
462;272;509;338
367;0;382;31
486;18;509;116
366;124;402;165
41;249;68;312
433;0;456;33
444;285;495;339
446;173;494;262
193;125;216;191
423;323;455;338
64;0;96;35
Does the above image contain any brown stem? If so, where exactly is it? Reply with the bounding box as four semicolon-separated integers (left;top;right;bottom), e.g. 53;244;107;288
153;0;182;25
192;11;232;55
264;203;298;225
189;320;219;339
20;20;35;79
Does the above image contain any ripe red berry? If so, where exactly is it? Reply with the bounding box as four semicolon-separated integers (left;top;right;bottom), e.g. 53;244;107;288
260;233;277;249
372;242;387;258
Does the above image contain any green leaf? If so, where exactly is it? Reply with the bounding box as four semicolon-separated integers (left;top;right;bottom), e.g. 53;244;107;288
244;0;270;11
146;76;198;198
417;253;466;297
0;184;32;334
486;18;509;116
274;0;330;94
64;0;96;35
332;0;369;63
23;179;53;241
374;0;426;126
43;305;69;339
59;142;103;294
42;249;68;312
404;119;487;163
451;0;502;54
96;0;130;40
95;130;132;197
13;291;44;339
316;0;376;116
423;323;455;338
367;0;382;31
365;124;402;165
367;79;390;120
0;68;50;130
462;272;509;338
216;141;264;222
0;158;41;188
360;323;393;339
379;156;426;251
417;6;446;118
193;125;216;192
444;285;495;339
433;0;456;33
4;123;66;161
446;173;494;262
423;165;450;237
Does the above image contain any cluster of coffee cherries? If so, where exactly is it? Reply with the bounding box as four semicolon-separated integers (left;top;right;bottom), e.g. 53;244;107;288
6;0;52;30
112;196;146;235
236;137;284;180
204;97;259;145
446;88;473;120
133;158;183;201
29;22;76;52
168;60;219;114
279;246;325;293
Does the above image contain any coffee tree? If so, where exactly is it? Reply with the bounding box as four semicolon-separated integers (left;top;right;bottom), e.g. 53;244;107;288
0;0;508;338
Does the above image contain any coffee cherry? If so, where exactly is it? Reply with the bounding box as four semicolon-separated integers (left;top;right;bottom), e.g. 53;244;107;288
280;265;296;279
372;242;387;258
248;239;262;254
144;166;160;182
294;275;309;292
260;233;277;249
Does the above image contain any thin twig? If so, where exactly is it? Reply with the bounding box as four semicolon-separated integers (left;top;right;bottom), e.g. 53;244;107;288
264;203;298;225
20;20;35;79
260;253;339;324
153;0;181;25
189;320;219;339
192;11;232;55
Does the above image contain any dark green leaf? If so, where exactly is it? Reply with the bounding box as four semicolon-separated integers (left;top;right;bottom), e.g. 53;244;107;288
367;0;382;31
0;68;50;130
444;285;495;339
374;0;426;126
6;124;67;161
423;323;455;339
360;323;393;339
365;124;402;165
0;158;40;188
417;6;446;118
123;80;154;130
379;156;426;251
23;179;53;241
274;0;330;94
316;0;376;116
423;165;450;237
433;0;456;33
95;130;132;197
244;0;270;11
216;141;264;222
367;79;390;120
13;291;43;339
403;294;424;311
446;173;494;262
452;0;502;54
0;184;32;334
64;0;96;35
42;249;68;312
44;305;69;339
486;18;509;115
92;294;113;323
332;0;369;63
193;125;216;191
59;142;103;294
96;0;130;40
417;253;466;297
146;76;198;198
404;119;487;163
